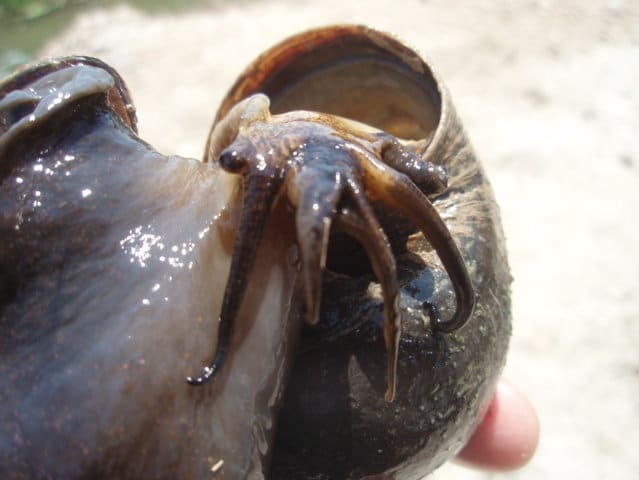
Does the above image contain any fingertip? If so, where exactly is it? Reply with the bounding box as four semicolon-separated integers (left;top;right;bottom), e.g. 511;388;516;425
456;380;540;471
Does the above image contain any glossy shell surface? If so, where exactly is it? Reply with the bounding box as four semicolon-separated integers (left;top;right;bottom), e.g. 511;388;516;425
208;25;512;479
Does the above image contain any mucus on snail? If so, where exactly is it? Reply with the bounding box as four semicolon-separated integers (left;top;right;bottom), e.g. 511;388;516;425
0;25;511;480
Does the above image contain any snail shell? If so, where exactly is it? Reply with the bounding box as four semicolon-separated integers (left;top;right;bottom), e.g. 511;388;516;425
206;25;511;479
0;25;511;480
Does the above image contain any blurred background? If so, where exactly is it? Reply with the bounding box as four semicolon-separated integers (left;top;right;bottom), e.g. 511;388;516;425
2;0;638;478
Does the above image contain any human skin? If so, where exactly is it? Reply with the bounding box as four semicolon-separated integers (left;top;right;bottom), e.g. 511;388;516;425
458;380;540;471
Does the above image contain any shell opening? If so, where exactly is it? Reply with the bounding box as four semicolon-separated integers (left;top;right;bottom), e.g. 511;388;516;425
219;26;442;142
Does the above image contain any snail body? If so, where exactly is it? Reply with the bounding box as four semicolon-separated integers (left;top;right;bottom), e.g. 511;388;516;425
0;26;511;480
0;57;300;479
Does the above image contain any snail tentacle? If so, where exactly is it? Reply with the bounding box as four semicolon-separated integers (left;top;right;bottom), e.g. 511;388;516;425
205;94;271;161
293;166;344;326
189;94;283;386
376;134;449;195
187;167;282;386
336;180;401;403
194;92;474;393
363;150;475;332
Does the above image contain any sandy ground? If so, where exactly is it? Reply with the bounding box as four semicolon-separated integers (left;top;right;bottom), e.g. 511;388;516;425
15;0;639;478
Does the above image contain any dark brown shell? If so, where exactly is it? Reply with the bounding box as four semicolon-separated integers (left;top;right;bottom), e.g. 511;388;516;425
210;25;512;479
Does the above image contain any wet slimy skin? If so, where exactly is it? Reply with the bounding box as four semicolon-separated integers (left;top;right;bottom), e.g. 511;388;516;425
0;57;300;479
188;94;475;402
